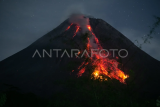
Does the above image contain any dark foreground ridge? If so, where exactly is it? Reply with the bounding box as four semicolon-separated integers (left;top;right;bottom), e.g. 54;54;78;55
0;17;160;103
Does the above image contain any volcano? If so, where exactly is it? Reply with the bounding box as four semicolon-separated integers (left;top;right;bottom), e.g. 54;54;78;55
0;15;160;99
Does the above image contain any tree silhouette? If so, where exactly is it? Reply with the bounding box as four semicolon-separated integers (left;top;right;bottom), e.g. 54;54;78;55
135;16;160;49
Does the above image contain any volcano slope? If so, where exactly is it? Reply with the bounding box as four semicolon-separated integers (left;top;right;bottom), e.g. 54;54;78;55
0;17;160;99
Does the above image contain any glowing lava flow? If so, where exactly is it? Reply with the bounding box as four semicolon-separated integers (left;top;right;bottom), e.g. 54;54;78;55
73;25;80;38
65;23;73;31
86;25;129;83
65;23;80;38
65;23;129;83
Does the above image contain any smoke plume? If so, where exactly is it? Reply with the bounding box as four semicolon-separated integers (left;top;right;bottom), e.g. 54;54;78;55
68;13;89;34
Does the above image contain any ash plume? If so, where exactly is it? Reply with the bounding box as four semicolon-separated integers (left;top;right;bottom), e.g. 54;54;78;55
68;13;90;34
68;13;98;49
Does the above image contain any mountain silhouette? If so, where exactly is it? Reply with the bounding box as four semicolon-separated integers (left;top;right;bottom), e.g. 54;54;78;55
0;16;160;99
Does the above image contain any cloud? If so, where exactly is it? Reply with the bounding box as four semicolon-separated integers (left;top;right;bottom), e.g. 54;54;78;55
61;3;86;22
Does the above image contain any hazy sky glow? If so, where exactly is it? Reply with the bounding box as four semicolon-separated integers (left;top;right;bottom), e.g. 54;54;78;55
0;0;160;61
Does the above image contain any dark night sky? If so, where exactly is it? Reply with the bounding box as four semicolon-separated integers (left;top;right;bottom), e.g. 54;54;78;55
0;0;160;61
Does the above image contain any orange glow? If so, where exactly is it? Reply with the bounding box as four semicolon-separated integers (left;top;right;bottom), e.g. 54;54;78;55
73;25;80;38
87;25;91;31
94;70;99;77
65;23;73;31
76;51;81;58
65;23;80;38
68;23;129;83
91;70;108;81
